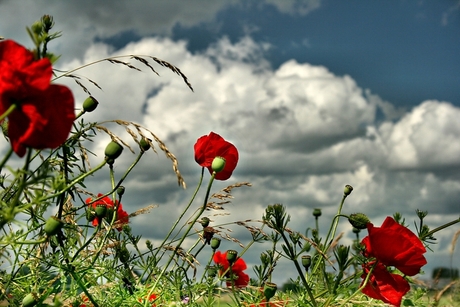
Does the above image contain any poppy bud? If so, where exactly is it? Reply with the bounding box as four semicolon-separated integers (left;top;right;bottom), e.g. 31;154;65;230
211;156;226;173
352;227;361;234
312;208;322;218
104;141;123;160
117;246;130;264
83;96;99;112
348;213;370;230
22;292;38;307
200;217;210;228
207;265;217;278
117;186;125;196
139;138;151;152
86;208;95;222
211;237;221;250
44;216;64;236
264;282;277;301
31;21;43;35
344;184;353;196
226;250;238;265
95;204;107;218
1;119;8;137
301;254;312;271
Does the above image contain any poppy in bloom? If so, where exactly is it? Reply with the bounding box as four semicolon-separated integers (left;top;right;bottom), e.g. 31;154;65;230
361;216;427;276
213;250;249;288
86;193;129;231
0;40;75;157
194;132;239;180
361;261;410;307
249;302;287;307
138;293;157;306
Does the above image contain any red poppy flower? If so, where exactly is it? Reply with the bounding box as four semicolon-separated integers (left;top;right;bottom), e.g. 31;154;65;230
138;293;157;307
0;40;75;157
362;216;427;276
194;132;239;180
86;193;129;231
213;250;249;288
361;261;410;307
247;300;288;307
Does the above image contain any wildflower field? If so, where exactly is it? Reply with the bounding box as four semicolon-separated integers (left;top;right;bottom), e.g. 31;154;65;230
0;16;459;307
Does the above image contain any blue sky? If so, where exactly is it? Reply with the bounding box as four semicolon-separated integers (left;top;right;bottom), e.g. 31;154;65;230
1;0;460;285
97;0;460;107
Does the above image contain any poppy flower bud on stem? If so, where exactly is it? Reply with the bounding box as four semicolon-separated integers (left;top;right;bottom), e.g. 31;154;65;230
301;254;312;271
348;213;370;230
95;204;107;218
82;96;99;112
226;249;238;265
117;186;125;196
344;184;353;196
264;282;277;301
105;141;123;160
211;156;226;173
44;216;64;236
207;265;217;278
200;217;210;228
139;137;151;152
211;237;221;250
22;292;38;307
313;208;322;218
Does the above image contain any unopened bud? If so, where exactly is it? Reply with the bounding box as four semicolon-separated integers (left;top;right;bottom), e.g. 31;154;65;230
301;254;312;271
104;141;123;160
83;96;99;112
44;216;64;236
117;186;125;196
22;292;38;307
95;204;107;218
211;237;221;250
344;184;353;196
348;213;370;230
139;138;151;152
312;208;322;218
200;217;210;228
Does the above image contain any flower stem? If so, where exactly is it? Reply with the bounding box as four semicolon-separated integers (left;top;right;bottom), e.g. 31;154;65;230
149;171;215;295
422;217;460;240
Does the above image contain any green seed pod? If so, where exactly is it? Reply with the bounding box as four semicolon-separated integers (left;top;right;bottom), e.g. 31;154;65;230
211;156;226;173
44;216;64;236
86;208;95;222
22;292;38;307
200;217;210;228
104;141;123;160
226;250;238;265
344;184;354;196
117;246;130;264
117;186;126;196
264;282;277;301
1;119;8;137
301;254;312;271
82;96;99;112
211;237;221;250
312;208;322;218
206;265;217;278
95;204;107;218
139;138;151;152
